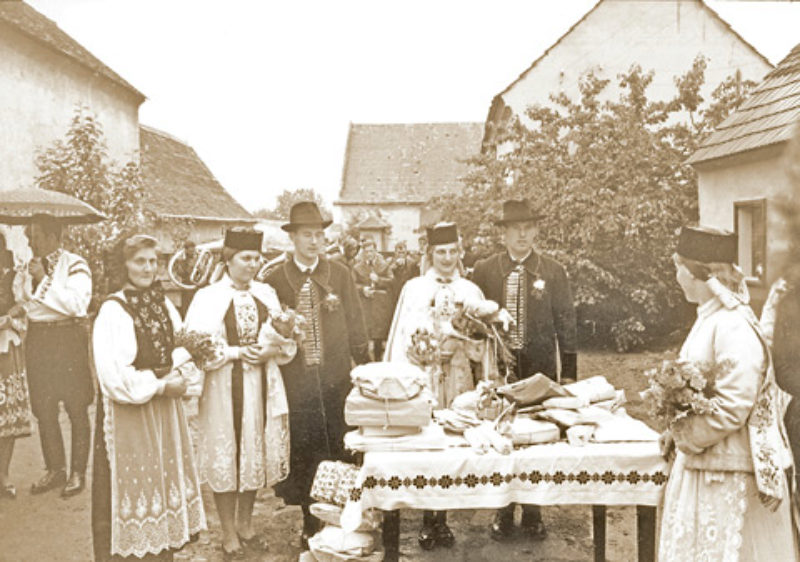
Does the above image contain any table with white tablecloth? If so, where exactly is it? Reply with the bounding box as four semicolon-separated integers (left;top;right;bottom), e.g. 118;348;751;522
343;440;669;562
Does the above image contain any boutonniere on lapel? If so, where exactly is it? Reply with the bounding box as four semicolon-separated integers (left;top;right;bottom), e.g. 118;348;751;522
530;277;546;299
322;292;341;312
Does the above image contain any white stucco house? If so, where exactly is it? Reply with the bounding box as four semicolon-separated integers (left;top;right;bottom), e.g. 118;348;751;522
687;42;800;307
334;122;484;252
484;0;773;145
0;1;253;259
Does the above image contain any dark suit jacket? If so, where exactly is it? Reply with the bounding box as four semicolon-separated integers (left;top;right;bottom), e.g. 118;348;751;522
472;251;577;381
265;256;369;504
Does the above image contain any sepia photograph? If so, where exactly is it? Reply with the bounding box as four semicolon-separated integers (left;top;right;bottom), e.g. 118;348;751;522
2;0;800;560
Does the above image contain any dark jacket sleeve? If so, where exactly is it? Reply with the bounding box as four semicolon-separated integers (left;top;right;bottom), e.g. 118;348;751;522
773;289;800;397
339;264;370;365
471;257;489;295
550;261;578;378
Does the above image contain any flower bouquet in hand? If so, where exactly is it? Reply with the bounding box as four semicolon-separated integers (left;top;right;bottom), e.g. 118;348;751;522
407;327;440;367
269;305;308;346
641;358;733;431
174;328;224;369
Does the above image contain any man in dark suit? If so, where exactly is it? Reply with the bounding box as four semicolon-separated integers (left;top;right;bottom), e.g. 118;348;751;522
472;199;578;542
264;202;370;548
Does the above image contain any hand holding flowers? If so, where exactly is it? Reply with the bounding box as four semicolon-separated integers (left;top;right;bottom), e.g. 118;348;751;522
641;358;734;432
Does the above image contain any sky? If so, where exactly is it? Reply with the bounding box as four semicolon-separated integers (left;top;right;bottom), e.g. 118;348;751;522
23;0;800;213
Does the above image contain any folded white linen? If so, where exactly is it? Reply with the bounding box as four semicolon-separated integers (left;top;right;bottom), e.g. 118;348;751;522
563;376;617;403
344;422;458;453
592;412;660;442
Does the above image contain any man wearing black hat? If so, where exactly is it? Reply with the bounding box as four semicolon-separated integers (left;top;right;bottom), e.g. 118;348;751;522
472;199;578;542
263;202;369;547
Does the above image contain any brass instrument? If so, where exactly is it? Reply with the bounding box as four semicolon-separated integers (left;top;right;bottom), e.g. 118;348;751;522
167;238;225;290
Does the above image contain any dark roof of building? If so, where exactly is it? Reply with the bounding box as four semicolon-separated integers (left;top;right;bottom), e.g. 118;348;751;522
0;1;144;101
497;0;770;100
139;126;254;222
687;42;800;165
337;122;484;205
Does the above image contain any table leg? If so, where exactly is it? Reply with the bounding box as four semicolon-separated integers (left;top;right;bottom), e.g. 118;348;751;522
636;506;656;562
382;509;400;560
592;505;606;562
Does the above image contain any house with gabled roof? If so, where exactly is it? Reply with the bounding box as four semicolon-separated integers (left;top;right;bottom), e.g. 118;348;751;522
139;126;255;251
687;42;800;306
485;0;773;146
0;1;253;261
335;122;484;251
0;0;145;191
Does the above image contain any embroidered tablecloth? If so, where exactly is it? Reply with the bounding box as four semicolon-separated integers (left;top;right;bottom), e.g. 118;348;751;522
341;441;669;531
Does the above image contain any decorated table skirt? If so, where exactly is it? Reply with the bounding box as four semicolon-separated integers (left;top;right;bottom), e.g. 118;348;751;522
342;441;669;530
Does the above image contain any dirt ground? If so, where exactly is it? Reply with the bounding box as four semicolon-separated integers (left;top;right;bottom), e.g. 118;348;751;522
0;348;673;562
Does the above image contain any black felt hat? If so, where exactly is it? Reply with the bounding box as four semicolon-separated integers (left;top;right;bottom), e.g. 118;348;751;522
494;199;545;225
224;228;263;252
676;225;737;264
281;201;332;232
426;222;459;246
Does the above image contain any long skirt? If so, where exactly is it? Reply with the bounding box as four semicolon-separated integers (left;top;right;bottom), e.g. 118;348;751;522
92;395;205;561
0;342;32;439
658;452;798;561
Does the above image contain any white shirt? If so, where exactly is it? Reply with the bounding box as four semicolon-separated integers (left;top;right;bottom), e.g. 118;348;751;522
294;255;319;274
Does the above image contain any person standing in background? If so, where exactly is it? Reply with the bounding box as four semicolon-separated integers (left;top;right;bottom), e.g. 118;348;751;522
0;232;33;500
352;237;394;360
22;216;93;498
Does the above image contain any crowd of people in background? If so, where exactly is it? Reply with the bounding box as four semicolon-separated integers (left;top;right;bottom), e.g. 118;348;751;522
1;195;799;561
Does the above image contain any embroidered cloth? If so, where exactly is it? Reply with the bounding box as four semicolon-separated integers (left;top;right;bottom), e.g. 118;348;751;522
340;440;670;531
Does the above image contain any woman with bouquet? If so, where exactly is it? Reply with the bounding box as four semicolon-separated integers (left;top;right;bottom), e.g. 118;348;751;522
91;234;206;561
384;222;507;553
185;228;296;559
657;225;796;561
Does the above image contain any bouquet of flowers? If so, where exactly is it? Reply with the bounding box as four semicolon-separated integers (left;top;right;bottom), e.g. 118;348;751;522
174;328;224;369
270;305;308;345
641;358;733;430
407;327;440;367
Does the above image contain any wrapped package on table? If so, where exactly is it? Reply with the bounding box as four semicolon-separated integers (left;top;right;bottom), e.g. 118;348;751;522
344;386;433;428
503;417;560;446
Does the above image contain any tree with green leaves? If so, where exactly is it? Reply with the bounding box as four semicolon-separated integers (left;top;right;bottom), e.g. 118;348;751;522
35;106;153;306
433;57;754;350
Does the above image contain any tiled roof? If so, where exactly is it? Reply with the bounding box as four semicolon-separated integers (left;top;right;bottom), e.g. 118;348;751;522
337;122;484;204
139;126;254;221
0;1;144;100
687;42;800;165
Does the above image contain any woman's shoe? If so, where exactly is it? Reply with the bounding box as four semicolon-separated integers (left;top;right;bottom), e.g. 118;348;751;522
417;522;437;550
1;483;16;499
238;533;269;552
221;545;246;561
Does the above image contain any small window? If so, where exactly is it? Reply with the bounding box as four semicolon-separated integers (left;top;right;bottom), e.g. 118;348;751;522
734;199;766;284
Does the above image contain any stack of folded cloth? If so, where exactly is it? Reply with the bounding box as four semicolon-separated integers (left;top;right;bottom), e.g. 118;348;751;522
307;461;383;561
344;362;434;437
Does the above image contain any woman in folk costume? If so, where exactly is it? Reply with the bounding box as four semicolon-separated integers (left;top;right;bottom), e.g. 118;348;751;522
658;226;797;562
185;228;295;559
384;222;505;552
91;234;206;561
0;232;33;500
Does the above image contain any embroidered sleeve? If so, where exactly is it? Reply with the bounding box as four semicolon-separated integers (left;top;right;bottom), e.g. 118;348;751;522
93;300;164;404
35;257;92;317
